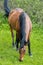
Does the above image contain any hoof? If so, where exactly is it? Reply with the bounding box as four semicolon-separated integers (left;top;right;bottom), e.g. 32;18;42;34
12;43;14;47
12;43;16;49
12;45;14;48
16;48;19;51
12;43;16;47
29;53;33;57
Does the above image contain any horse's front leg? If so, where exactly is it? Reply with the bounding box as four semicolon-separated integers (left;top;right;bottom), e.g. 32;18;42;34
15;38;19;51
10;26;14;47
28;40;32;56
15;32;20;50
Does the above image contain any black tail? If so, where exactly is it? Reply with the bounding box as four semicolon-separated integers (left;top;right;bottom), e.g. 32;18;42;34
4;0;10;17
19;12;26;48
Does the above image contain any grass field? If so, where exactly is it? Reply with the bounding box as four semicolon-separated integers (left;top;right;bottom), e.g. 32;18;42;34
0;18;43;65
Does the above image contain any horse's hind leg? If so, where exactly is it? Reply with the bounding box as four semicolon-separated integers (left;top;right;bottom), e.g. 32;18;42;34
15;38;19;50
10;25;14;47
28;40;32;56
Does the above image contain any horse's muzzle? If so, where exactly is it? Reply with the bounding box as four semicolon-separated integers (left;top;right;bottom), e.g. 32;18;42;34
19;46;26;61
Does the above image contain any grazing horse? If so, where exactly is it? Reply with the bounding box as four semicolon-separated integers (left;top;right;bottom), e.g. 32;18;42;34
4;0;32;61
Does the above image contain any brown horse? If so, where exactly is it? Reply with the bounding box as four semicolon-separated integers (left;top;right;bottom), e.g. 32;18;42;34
4;0;32;61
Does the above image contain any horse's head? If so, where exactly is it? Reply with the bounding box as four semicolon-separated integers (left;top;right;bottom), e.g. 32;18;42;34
19;46;26;61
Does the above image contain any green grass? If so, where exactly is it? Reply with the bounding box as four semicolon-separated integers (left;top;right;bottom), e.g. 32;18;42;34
0;21;43;65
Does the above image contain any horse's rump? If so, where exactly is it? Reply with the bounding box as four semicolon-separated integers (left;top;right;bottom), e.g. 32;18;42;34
8;9;24;31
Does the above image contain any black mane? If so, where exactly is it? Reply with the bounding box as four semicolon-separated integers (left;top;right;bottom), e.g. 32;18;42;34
19;12;26;48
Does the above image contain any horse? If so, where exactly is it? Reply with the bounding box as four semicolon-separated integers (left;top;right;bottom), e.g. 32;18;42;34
4;0;32;61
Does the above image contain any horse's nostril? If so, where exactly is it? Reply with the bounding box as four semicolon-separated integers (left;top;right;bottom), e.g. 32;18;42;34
19;57;23;62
